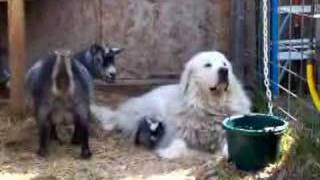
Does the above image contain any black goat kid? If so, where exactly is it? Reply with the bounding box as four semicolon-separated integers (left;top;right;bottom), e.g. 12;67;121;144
25;50;93;159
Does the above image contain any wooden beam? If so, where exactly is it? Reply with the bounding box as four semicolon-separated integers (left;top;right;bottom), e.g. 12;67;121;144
8;0;27;115
0;0;34;2
230;0;256;97
230;0;246;80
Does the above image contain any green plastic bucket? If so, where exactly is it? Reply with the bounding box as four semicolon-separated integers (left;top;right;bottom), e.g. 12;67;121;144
222;113;288;171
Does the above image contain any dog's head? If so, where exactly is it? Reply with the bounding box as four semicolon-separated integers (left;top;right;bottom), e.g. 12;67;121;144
89;43;123;83
181;51;233;96
180;51;251;114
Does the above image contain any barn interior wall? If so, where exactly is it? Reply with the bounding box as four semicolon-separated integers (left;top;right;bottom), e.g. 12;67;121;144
1;0;231;79
0;3;7;52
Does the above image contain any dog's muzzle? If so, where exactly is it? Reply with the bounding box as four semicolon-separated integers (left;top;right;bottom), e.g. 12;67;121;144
210;68;229;92
218;67;229;84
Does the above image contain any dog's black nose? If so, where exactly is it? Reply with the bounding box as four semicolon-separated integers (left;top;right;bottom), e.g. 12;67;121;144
218;68;228;83
210;87;217;92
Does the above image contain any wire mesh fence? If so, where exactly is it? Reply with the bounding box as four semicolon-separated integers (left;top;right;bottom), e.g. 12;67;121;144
257;0;320;139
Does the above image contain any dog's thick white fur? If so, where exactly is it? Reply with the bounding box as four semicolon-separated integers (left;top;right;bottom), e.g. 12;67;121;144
91;51;251;159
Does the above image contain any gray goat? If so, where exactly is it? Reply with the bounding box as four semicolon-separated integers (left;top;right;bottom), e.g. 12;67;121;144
25;50;93;159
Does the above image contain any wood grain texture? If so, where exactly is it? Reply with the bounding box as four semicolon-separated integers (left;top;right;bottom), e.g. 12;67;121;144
230;0;256;95
8;0;27;114
2;0;233;80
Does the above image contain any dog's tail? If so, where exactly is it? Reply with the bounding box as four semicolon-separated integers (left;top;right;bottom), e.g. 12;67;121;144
90;104;116;131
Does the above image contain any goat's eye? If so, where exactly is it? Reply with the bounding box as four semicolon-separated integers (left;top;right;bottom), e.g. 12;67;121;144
204;63;212;68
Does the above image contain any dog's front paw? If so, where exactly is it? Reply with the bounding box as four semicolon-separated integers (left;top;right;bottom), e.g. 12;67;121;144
156;138;188;160
222;142;229;160
102;123;115;132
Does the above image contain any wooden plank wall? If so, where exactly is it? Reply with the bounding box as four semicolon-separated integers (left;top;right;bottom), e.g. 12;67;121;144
1;0;233;80
230;0;256;96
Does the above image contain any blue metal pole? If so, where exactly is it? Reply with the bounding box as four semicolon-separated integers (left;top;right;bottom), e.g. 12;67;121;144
271;0;279;97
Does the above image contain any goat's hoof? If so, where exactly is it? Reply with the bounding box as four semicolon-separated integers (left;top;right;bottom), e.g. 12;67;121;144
80;149;92;159
37;149;48;157
71;138;81;145
57;140;64;146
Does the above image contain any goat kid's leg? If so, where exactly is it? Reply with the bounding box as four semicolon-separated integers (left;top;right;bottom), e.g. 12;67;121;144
50;124;63;145
73;106;92;159
71;119;81;145
78;118;92;159
37;110;51;157
76;115;92;159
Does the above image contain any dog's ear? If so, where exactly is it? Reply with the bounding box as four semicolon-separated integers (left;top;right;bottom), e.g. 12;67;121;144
180;64;193;94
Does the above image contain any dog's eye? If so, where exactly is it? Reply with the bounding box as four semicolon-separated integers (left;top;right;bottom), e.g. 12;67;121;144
204;63;212;68
223;62;227;66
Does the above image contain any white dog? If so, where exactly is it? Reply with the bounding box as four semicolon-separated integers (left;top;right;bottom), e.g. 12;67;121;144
91;51;251;159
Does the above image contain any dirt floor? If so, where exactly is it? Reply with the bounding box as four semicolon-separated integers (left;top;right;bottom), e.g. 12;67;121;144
0;87;213;180
0;86;297;180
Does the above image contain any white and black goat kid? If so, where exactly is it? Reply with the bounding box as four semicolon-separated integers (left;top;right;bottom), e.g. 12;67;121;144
25;50;93;159
5;43;123;89
135;116;165;149
74;43;123;83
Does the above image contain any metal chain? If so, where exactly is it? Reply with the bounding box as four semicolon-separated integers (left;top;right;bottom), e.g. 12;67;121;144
262;0;274;115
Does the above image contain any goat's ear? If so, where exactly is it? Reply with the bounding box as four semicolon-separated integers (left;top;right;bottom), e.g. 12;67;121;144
111;48;123;55
180;64;193;94
90;44;100;54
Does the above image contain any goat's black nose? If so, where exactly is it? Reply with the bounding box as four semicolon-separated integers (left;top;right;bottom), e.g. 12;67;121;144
218;68;229;83
109;73;116;80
